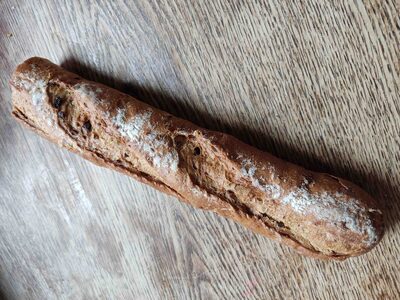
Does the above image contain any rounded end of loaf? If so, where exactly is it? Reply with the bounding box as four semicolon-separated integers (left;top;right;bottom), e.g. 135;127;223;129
11;57;52;80
329;178;385;257
278;172;385;259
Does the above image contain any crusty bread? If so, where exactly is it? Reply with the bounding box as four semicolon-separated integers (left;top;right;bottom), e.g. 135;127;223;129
10;57;384;260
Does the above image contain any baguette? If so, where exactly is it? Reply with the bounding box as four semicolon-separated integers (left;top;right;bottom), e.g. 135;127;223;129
10;57;384;260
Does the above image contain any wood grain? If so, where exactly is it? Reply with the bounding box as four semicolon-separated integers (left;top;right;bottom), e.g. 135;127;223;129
0;0;399;299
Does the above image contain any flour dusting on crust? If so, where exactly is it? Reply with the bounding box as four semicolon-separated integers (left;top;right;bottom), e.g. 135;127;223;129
31;80;47;106
241;158;282;199
15;76;47;107
13;73;55;127
112;109;179;172
281;188;378;245
74;83;102;102
239;156;378;246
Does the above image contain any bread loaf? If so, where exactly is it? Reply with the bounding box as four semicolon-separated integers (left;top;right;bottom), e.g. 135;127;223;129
10;57;384;260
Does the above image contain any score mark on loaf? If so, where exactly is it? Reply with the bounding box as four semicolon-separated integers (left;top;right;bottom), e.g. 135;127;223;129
10;57;384;260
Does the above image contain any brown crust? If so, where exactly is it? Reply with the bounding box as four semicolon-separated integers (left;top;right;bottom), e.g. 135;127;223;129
10;57;384;260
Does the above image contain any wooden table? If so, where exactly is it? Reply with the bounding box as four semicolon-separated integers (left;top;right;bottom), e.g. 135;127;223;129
1;1;399;299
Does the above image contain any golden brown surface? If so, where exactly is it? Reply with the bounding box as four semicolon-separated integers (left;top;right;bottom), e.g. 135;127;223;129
11;57;384;260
